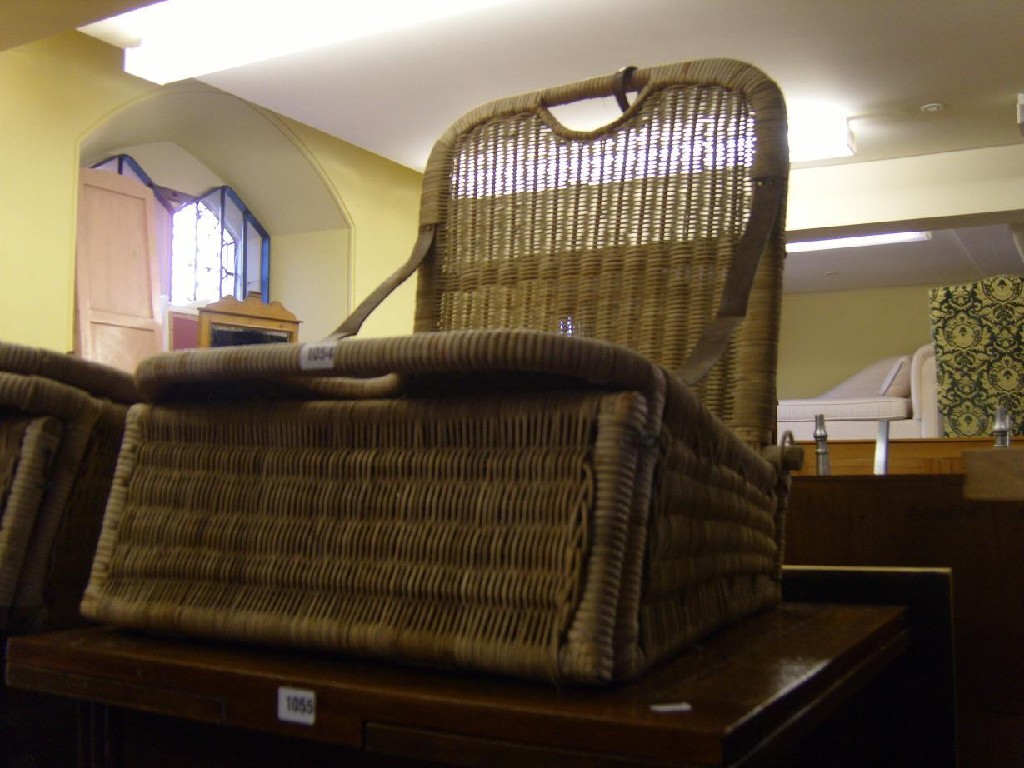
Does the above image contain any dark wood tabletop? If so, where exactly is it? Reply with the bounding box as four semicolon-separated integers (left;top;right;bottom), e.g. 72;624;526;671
5;603;907;767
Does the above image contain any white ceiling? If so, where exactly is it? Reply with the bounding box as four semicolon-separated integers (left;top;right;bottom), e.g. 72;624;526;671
45;0;1024;291
184;0;1024;173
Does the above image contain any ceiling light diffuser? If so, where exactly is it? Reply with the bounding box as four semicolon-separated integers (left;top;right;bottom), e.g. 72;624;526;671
787;101;855;163
787;231;931;253
81;0;515;85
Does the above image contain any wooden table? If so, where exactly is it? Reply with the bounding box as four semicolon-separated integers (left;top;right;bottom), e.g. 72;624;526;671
5;603;908;767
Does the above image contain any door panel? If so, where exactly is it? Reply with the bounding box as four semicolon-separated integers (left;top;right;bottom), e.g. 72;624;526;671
75;167;164;372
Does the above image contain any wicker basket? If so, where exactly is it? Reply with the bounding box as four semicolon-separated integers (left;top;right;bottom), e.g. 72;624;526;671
82;58;795;683
0;343;137;632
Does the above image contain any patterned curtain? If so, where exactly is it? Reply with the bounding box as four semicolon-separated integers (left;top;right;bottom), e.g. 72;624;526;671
929;274;1024;437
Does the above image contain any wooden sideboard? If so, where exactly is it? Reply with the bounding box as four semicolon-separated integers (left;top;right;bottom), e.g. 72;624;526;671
791;436;1024;475
197;293;299;347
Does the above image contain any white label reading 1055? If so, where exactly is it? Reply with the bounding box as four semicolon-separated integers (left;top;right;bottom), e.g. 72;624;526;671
277;686;316;726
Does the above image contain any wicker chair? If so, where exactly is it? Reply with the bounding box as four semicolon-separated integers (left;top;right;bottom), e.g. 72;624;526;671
0;343;138;632
82;58;795;684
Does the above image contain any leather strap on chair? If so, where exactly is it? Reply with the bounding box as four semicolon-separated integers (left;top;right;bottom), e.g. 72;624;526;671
613;66;637;112
327;225;436;340
676;178;786;386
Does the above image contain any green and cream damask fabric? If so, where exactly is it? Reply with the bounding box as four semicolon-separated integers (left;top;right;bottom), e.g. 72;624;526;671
929;274;1024;437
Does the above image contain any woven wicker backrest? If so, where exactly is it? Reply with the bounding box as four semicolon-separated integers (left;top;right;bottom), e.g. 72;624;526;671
413;60;788;446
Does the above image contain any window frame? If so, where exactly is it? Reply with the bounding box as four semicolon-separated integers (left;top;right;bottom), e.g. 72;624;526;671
91;154;271;305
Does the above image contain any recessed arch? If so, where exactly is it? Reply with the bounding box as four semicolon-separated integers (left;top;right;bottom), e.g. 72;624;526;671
76;82;354;341
78;81;351;234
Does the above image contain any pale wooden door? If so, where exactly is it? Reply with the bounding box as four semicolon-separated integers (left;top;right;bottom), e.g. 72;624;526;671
75;167;164;372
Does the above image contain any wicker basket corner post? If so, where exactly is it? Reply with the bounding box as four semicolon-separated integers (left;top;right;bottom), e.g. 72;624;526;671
82;58;793;684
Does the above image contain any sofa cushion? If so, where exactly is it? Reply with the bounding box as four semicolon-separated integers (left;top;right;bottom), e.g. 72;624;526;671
822;355;911;399
777;396;912;422
879;355;912;397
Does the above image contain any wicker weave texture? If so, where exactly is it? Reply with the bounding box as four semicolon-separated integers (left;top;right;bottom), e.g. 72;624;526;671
41;403;128;629
0;361;131;633
0;341;139;405
87;393;654;682
639;424;780;662
85;376;780;682
417;58;787;447
0;415;61;624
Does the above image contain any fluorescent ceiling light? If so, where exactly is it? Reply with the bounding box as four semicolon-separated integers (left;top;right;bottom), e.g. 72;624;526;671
80;0;515;85
787;101;855;163
788;231;932;253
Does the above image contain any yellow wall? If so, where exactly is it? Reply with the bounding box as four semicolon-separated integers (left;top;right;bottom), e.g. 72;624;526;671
0;33;151;350
276;117;423;338
0;31;423;352
778;285;935;399
788;144;1024;233
271;229;350;341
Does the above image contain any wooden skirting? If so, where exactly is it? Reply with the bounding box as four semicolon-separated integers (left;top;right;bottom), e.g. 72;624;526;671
792;436;1024;476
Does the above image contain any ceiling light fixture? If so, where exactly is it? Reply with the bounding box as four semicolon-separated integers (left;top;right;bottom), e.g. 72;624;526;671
80;0;515;85
787;231;932;253
786;101;855;163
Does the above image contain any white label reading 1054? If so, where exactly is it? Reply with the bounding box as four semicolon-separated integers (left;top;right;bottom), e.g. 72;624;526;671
299;342;335;371
277;686;316;726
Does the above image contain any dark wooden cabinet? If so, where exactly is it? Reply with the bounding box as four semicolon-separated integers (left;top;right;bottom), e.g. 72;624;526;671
5;597;922;767
786;474;1024;767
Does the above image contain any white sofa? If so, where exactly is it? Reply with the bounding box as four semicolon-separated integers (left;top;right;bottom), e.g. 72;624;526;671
777;343;942;441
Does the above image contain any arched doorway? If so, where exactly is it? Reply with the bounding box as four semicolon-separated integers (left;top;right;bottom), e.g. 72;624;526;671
75;82;351;369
